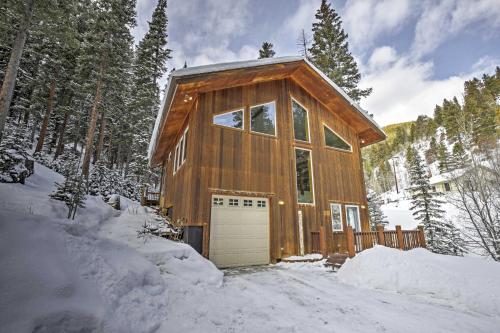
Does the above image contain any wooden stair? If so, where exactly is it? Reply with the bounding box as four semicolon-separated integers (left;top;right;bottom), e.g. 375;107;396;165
325;253;349;270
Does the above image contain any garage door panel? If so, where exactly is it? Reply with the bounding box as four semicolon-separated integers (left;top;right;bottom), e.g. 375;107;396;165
209;195;270;268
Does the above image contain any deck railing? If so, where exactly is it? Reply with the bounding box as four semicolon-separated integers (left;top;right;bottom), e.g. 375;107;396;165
326;225;426;258
140;187;160;206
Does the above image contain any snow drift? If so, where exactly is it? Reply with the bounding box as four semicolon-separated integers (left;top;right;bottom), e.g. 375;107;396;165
0;164;222;332
337;246;500;316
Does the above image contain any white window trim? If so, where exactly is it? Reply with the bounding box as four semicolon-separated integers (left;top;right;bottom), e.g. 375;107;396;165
345;204;361;231
291;97;311;143
212;108;245;131
330;203;343;232
323;122;352;152
294;147;315;205
173;127;189;175
249;101;277;137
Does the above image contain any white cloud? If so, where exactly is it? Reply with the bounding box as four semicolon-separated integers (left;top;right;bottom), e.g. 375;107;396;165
412;0;500;58
368;46;398;70
360;51;498;126
342;0;412;52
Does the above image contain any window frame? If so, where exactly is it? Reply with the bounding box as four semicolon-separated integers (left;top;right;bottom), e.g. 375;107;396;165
294;147;315;205
249;101;277;137
212;108;245;131
173;126;189;175
345;204;361;231
330;203;343;232
290;97;311;143
322;123;352;153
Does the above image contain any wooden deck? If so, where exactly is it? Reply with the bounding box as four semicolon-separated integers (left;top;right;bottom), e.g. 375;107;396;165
141;188;160;207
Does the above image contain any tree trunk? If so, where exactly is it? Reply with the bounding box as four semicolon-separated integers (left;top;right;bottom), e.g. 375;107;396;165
93;113;106;163
35;78;56;153
81;68;103;177
54;110;69;159
0;0;36;144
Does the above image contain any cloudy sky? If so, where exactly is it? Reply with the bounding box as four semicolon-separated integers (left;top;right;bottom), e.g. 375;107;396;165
133;0;500;126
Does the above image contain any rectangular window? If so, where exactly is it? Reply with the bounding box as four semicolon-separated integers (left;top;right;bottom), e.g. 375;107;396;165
182;128;188;162
324;124;352;152
250;102;276;136
295;148;314;204
292;99;309;142
444;182;451;192
345;205;361;231
257;200;266;208
212;197;224;206
229;198;239;207
243;199;253;207
330;203;343;231
173;127;189;174
213;109;244;129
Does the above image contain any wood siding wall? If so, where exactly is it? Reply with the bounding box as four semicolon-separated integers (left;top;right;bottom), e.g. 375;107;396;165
162;78;369;260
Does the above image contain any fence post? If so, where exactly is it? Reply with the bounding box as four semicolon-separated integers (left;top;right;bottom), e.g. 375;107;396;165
346;226;356;258
376;224;385;246
319;225;327;258
417;226;426;248
396;225;404;250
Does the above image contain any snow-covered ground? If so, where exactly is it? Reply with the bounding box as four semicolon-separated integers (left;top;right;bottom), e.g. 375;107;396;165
381;198;460;230
1;164;499;332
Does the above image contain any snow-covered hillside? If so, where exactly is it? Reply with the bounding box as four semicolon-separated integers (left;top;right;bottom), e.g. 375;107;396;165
1;165;499;332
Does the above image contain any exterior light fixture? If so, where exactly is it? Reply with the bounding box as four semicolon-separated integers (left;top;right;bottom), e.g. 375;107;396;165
278;200;285;205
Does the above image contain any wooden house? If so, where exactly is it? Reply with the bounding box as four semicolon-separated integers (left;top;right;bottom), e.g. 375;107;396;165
148;56;386;268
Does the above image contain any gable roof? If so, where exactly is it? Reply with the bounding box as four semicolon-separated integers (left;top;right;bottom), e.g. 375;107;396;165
148;56;386;166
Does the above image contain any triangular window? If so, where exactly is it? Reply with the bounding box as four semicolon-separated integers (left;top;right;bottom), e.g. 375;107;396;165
324;125;351;152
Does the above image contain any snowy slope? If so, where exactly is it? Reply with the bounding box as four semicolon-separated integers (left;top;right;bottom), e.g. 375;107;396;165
0;164;221;332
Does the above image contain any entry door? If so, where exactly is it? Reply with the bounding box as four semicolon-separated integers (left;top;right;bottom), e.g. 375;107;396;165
209;195;270;268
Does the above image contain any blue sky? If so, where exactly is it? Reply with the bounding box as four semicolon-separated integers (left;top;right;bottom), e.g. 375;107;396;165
134;0;500;126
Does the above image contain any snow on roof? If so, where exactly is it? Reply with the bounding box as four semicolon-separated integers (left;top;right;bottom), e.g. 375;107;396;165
429;169;465;185
148;56;384;164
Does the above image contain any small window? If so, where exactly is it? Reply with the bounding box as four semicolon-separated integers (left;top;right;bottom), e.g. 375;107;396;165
213;197;224;206
243;199;253;207
444;182;451;192
173;127;189;174
324;125;351;152
292;99;309;142
257;200;266;208
250;102;276;136
229;198;239;207
330;203;343;231
182;128;188;162
295;148;314;204
346;205;361;231
213;110;244;129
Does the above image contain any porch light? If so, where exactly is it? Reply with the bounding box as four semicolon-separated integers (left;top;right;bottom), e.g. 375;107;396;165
278;200;285;205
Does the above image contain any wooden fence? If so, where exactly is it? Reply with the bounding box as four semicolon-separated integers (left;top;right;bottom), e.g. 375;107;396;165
324;225;426;258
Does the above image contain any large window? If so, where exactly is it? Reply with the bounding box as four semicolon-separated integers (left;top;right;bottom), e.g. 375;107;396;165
345;205;361;231
292;99;309;142
213;109;244;130
324;124;351;152
250;102;276;136
330;203;343;231
295;148;314;204
173;127;188;174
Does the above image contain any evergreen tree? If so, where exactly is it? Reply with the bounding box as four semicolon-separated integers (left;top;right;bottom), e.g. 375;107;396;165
50;155;86;219
297;29;311;59
308;0;371;101
406;146;463;255
129;0;171;182
367;189;387;229
258;42;275;59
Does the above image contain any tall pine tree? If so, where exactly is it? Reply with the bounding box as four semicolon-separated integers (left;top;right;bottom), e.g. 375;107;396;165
129;0;171;182
308;0;371;101
406;146;464;255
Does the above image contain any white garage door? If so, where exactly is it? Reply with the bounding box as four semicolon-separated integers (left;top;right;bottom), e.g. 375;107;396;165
209;195;270;268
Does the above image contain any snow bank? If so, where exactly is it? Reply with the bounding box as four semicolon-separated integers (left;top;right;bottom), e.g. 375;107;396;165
0;163;222;332
337;246;500;316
